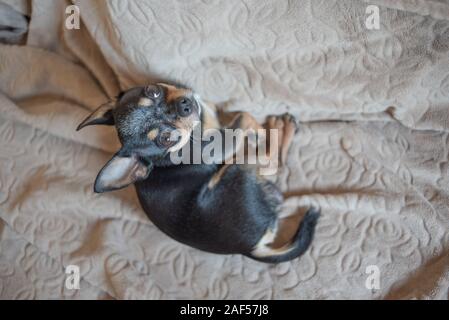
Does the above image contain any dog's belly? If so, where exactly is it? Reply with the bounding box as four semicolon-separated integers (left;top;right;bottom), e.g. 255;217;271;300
134;164;272;255
134;165;237;254
135;184;238;254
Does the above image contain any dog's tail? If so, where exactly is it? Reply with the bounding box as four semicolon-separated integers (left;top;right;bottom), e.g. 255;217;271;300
249;207;320;264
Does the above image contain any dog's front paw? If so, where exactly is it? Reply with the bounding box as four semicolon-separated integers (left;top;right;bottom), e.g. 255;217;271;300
265;113;299;166
282;113;299;134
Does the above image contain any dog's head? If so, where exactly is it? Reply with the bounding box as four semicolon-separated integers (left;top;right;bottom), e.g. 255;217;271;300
77;83;202;193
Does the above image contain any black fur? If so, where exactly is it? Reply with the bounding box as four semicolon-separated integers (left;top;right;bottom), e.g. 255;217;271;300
78;84;320;263
137;147;320;261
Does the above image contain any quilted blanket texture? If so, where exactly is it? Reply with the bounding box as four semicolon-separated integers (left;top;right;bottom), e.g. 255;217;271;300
0;0;448;299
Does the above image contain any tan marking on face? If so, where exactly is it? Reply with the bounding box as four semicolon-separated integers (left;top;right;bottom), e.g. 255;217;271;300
208;164;231;189
229;112;264;131
167;128;190;153
155;83;201;153
138;97;153;107
167;113;201;153
166;116;199;153
147;128;159;140
158;83;192;104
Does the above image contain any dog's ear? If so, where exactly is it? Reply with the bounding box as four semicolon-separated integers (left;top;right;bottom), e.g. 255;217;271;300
76;101;115;131
94;152;152;193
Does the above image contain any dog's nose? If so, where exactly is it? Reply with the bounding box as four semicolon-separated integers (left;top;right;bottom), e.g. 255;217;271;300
177;98;192;117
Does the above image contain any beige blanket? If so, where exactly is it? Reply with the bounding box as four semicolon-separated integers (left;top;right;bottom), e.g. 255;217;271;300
0;0;448;300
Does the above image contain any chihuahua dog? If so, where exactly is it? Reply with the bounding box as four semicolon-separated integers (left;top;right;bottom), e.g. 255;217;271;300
77;83;319;263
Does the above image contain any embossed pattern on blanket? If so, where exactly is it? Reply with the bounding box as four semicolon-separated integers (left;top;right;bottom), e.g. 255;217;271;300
0;0;448;299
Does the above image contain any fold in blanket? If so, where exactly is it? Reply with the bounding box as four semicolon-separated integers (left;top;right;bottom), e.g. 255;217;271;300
0;0;448;299
0;2;28;44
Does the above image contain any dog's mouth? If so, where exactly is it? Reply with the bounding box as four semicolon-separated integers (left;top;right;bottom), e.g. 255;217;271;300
164;114;201;153
151;121;195;153
166;124;198;153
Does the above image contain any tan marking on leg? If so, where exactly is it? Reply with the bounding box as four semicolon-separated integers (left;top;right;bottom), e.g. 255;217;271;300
280;114;298;166
201;101;220;131
251;209;304;258
274;117;284;163
264;113;298;167
228;112;264;131
138;97;153;107
270;213;303;249
251;226;294;258
223;112;267;166
208;164;231;189
267;115;276;130
147;128;159;140
265;115;283;165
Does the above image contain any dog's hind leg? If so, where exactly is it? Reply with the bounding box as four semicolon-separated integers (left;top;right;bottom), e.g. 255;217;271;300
251;169;319;263
250;206;320;263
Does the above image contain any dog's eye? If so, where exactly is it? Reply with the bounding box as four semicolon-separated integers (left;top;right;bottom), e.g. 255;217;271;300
157;131;176;147
144;85;161;99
